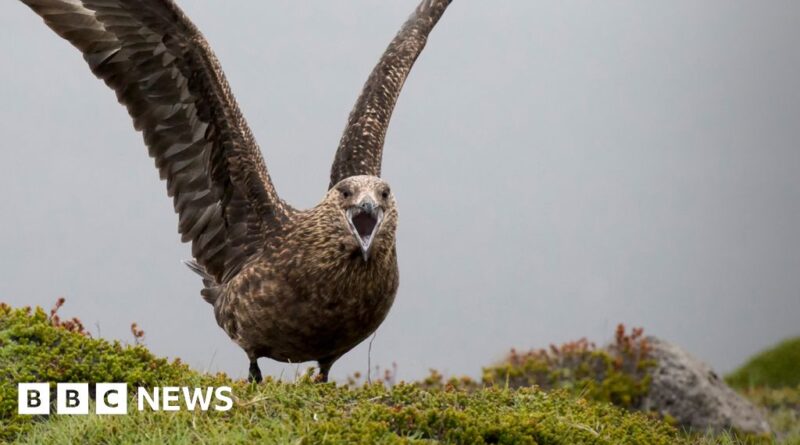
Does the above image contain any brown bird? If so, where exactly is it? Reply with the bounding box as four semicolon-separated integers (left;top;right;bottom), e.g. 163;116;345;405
19;0;453;382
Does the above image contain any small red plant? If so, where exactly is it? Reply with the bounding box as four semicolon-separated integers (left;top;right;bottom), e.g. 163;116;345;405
130;322;145;345
48;297;90;336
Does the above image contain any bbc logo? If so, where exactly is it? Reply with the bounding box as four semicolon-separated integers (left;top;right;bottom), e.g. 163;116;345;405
18;383;127;415
18;383;234;414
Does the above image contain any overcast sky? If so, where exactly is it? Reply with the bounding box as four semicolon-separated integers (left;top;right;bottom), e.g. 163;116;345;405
1;0;799;382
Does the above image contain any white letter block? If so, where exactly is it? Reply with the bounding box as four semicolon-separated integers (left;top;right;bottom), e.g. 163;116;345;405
57;383;89;415
96;383;128;415
18;383;50;415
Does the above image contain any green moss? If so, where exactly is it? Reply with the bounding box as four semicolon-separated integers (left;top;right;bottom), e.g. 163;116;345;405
723;337;800;443
726;338;800;390
17;382;684;445
0;303;684;444
0;302;226;441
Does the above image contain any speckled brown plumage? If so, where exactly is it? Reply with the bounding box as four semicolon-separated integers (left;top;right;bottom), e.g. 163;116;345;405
19;0;452;382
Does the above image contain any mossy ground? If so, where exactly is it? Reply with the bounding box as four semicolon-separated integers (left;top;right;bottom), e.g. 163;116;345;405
719;337;800;445
0;302;683;444
17;381;687;445
1;301;797;444
726;338;800;390
481;326;800;445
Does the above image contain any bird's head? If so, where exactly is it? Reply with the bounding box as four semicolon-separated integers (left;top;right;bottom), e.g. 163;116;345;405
327;175;397;261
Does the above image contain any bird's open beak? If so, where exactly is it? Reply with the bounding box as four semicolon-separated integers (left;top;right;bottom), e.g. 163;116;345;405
346;198;384;261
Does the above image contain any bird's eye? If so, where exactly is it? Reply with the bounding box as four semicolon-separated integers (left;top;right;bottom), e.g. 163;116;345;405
381;189;390;199
341;189;352;199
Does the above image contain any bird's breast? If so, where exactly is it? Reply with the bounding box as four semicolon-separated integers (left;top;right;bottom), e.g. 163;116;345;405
217;252;399;362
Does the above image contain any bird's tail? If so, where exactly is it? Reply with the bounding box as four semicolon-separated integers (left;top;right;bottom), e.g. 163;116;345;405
183;260;222;305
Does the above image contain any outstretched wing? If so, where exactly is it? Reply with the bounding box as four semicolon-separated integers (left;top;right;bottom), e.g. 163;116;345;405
329;0;452;188
20;0;290;283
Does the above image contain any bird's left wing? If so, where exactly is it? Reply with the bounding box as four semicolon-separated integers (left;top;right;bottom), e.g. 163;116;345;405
328;0;453;188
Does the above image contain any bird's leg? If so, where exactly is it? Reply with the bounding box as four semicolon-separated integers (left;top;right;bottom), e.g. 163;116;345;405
248;359;262;383
317;357;338;383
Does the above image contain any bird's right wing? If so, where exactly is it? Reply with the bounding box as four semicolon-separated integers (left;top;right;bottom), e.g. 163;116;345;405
20;0;290;283
328;0;453;188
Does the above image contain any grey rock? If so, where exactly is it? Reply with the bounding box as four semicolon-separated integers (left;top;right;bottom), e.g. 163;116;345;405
638;336;771;435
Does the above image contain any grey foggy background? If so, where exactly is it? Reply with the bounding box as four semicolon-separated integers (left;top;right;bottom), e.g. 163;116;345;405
1;1;799;382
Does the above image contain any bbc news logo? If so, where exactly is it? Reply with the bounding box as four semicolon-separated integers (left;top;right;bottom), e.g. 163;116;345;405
18;383;233;415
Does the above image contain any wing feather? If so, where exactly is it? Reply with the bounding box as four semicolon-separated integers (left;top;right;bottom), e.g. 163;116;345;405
329;0;452;188
20;0;289;283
